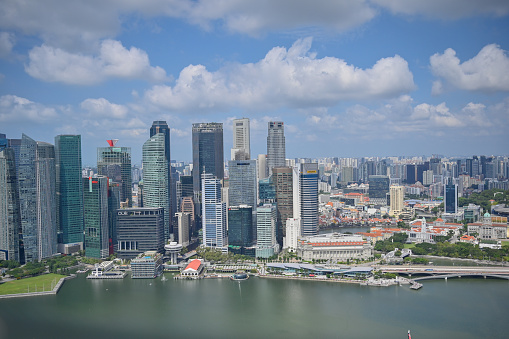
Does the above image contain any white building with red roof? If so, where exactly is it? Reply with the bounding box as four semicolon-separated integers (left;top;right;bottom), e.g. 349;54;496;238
181;259;204;278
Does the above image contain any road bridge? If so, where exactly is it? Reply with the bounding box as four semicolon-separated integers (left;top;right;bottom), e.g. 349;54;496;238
378;265;509;281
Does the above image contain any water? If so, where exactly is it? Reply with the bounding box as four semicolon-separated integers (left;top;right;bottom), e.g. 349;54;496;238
1;273;508;338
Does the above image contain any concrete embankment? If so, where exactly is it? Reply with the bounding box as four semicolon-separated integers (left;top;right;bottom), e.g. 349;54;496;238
0;274;76;299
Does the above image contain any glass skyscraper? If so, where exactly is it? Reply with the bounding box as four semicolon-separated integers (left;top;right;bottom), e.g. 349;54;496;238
97;144;132;207
293;163;318;237
142;133;170;241
368;175;390;200
267;121;285;176
83;176;109;259
273;167;293;247
231;118;250;161
228;205;253;249
192;123;224;195
201;173;226;251
55;135;84;245
444;182;458;214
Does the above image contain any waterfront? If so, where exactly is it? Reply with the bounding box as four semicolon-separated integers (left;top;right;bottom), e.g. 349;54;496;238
0;273;508;338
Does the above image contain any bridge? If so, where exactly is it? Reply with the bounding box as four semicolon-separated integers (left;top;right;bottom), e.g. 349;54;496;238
378;265;509;281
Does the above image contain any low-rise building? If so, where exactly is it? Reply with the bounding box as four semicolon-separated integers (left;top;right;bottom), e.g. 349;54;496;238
296;233;372;262
181;259;204;278
131;251;163;278
468;212;508;240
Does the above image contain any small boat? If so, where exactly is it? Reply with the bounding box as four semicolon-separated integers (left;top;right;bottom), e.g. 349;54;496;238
161;275;168;282
410;283;422;290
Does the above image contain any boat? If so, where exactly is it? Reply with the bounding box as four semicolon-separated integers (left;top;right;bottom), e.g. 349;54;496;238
161;275;168;282
230;271;249;281
410;282;422;290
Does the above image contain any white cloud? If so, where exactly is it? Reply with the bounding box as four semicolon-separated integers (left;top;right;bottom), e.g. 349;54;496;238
372;0;509;19
430;44;509;93
81;98;128;119
25;40;167;85
0;32;14;58
145;38;415;112
0;95;58;123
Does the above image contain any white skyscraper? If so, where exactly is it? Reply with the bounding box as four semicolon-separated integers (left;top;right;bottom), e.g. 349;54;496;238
389;185;405;217
283;218;301;252
257;154;267;180
255;204;279;258
231;118;250;160
202;173;227;251
293;163;319;237
267;121;285;176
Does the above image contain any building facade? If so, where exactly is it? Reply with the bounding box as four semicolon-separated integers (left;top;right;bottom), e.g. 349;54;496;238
116;207;165;259
192;123;224;196
231;118;250;160
294;163;318;237
297;233;373;262
266;122;285;176
273;167;293;247
256;204;279;258
389;185;405;217
83;176;109;259
0;148;20;262
97;143;132;207
201;173;227;251
228;205;253;252
131;251;163;278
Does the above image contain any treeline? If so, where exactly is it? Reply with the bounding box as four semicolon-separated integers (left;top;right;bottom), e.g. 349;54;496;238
459;188;509;213
1;255;79;279
196;247;253;263
374;233;409;253
411;242;509;261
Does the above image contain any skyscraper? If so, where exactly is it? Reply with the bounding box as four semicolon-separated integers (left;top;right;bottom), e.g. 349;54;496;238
267;122;285;176
293;163;318;237
389;185;405;217
149;121;174;232
368;175;390;203
255;204;279;258
83;176;109;259
55;135;84;246
18;134;58;262
0;148;21;262
231;118;250;160
228;205;253;251
228;160;257;208
273;166;293;246
444;182;458;214
142;133;170;242
192;123;224;195
201;173;227;251
97;141;132;207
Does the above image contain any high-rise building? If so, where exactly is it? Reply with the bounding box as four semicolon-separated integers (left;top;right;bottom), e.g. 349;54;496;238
192;123;224;196
180;196;195;234
228;160;257;208
255;204;279;258
231;118;250;160
283;218;300;252
259;177;276;204
201;173;227;251
55;135;84;246
267;122;285;176
116;207;164;259
406;164;416;184
175;212;191;247
83;176;109;259
142;133;170;242
368;175;389;203
149;121;175;233
258;154;267;180
228;205;253;251
293;163;318;237
444;182;458;214
18;135;58;262
107;182;121;254
97;141;132;207
389;185;405;217
0;148;21;262
273;167;293;247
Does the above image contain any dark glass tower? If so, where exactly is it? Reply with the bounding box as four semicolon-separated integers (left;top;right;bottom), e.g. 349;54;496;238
83;176;109;259
55;135;84;245
368;175;390;199
444;182;458;214
228;205;253;250
192;122;224;196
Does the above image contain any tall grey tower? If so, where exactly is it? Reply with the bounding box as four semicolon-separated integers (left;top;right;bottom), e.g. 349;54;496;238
267;121;285;177
192;123;224;195
231;118;250;160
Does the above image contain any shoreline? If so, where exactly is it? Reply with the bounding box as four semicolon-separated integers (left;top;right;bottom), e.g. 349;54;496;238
0;274;76;299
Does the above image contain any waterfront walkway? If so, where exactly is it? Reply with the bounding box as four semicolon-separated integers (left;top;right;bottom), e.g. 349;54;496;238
0;274;76;299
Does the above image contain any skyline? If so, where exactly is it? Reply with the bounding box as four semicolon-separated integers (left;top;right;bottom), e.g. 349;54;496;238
1;1;509;165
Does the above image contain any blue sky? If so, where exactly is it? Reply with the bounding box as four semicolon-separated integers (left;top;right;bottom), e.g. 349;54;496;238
0;0;508;165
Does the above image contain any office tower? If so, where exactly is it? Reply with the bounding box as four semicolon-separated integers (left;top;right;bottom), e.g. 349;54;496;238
149;121;175;232
97;141;132;207
389;185;404;217
342;167;354;183
423;170;434;186
142;133;170;242
444;182;458;214
258;154;267;180
273;167;293;247
108;182;120;254
180;175;194;199
175;212;191;247
255;204;279;258
0;133;7;151
116;207;164;259
284;218;301;251
192;123;224;195
231;118;250;160
368;175;390;203
55;135;84;246
406;164;416;184
83;176;109;259
259;177;276;204
416;163;428;183
201;173;227;251
18;135;58;262
228;205;253;254
228;160;257;208
0;148;21;262
293;163;318;237
266;122;285;176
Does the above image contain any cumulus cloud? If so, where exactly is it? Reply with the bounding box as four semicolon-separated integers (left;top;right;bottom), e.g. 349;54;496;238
0;32;14;58
372;0;509;19
25;40;167;85
81;98;128;119
145;38;415;112
0;95;58;123
430;44;509;93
